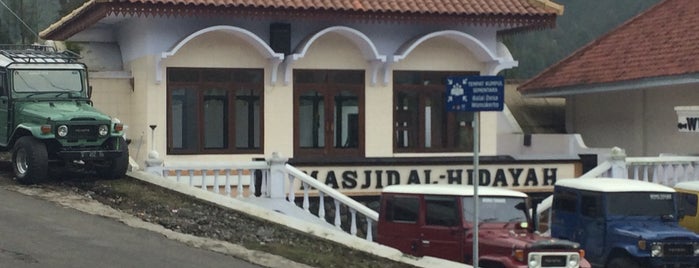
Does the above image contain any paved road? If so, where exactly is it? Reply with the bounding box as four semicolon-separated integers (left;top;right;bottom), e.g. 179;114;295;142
0;187;261;268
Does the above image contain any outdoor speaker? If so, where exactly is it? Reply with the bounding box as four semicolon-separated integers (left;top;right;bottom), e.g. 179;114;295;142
523;133;532;146
270;23;291;55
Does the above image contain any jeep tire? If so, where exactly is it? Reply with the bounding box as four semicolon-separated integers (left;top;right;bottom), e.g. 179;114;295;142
95;137;129;179
12;136;49;184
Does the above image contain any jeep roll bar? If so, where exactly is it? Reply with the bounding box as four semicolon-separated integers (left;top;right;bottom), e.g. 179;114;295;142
0;44;80;63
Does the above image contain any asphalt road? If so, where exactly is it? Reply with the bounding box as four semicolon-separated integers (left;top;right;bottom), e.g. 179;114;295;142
0;186;261;268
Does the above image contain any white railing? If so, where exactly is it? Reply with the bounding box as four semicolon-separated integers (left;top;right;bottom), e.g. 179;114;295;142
580;155;699;186
149;155;380;242
160;162;271;198
282;164;380;241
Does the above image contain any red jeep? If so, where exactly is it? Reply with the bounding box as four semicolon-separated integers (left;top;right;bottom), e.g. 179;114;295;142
376;184;590;268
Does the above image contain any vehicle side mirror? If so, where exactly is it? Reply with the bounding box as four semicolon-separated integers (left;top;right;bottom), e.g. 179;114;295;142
88;85;92;99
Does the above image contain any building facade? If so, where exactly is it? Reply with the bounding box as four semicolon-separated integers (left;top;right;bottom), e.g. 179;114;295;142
41;0;594;195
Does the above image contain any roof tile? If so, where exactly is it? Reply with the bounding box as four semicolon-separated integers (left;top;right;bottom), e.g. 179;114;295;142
119;0;559;15
41;0;563;40
519;0;699;95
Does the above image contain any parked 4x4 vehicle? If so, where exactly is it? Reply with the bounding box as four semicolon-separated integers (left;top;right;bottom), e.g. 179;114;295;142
0;45;128;184
551;178;699;268
675;181;699;233
377;184;590;268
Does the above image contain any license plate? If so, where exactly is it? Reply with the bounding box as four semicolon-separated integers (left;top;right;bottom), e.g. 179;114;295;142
541;255;567;267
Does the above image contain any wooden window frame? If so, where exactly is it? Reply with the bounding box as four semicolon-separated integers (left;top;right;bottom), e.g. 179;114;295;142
293;69;365;159
393;71;478;153
166;67;264;155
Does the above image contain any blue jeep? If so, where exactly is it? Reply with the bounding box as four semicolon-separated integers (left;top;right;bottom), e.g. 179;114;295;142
550;178;699;268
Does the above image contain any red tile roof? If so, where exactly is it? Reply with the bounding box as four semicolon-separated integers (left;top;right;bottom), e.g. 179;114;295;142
518;0;699;96
116;0;557;15
41;0;563;40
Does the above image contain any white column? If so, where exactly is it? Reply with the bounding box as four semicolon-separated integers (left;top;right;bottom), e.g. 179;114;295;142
609;147;628;179
267;152;289;199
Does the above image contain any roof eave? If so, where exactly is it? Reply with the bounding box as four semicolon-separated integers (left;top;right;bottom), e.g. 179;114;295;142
520;73;699;98
41;1;559;41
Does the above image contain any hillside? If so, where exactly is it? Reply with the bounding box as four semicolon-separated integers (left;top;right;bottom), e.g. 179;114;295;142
502;0;661;79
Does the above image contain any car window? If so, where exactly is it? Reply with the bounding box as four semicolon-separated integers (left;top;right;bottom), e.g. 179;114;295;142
607;192;675;216
425;195;459;226
679;192;698;217
581;192;603;219
384;195;419;223
553;189;577;213
13;69;83;93
0;73;5;96
463;196;527;222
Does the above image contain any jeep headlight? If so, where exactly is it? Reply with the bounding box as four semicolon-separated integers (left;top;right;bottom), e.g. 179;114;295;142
651;243;663;257
57;125;68;137
98;125;109;136
528;255;539;268
694;243;699;256
568;254;579;267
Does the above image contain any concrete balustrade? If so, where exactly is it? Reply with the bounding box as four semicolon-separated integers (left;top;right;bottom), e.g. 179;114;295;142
581;148;699;185
282;163;379;241
159;162;270;198
151;152;380;242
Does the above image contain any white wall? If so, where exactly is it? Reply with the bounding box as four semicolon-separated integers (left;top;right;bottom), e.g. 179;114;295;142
569;83;699;156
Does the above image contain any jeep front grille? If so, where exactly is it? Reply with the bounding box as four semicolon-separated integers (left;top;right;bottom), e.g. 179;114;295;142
63;125;99;139
663;243;693;257
540;255;567;267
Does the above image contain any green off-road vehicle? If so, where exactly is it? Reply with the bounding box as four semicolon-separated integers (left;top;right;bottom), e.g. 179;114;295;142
0;45;128;184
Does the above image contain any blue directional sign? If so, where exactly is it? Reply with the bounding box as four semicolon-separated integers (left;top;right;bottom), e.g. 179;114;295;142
446;75;504;112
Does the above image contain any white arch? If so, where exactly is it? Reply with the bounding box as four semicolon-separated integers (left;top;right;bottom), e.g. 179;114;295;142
385;30;517;85
283;26;386;86
156;25;284;85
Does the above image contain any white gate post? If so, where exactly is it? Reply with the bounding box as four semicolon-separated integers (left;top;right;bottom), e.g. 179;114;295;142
267;152;288;199
609;147;628;179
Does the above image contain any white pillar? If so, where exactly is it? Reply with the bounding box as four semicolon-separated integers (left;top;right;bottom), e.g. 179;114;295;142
609;147;628;179
267;152;288;199
144;125;164;176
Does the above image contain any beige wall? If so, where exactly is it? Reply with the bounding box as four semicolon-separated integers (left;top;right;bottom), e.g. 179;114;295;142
154;32;272;165
89;78;132;126
112;31;503;167
89;76;138;159
393;37;483;70
392;37;495;156
292;33;393;157
89;57;154;166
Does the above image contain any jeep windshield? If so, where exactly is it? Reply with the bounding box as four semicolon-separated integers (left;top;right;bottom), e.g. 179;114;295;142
12;69;84;96
607;192;675;217
463;196;527;223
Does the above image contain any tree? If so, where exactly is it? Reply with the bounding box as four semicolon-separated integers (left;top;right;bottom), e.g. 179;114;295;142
0;0;85;44
502;0;662;80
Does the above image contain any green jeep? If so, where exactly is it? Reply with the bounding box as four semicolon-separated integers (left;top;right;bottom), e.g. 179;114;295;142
0;45;128;184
